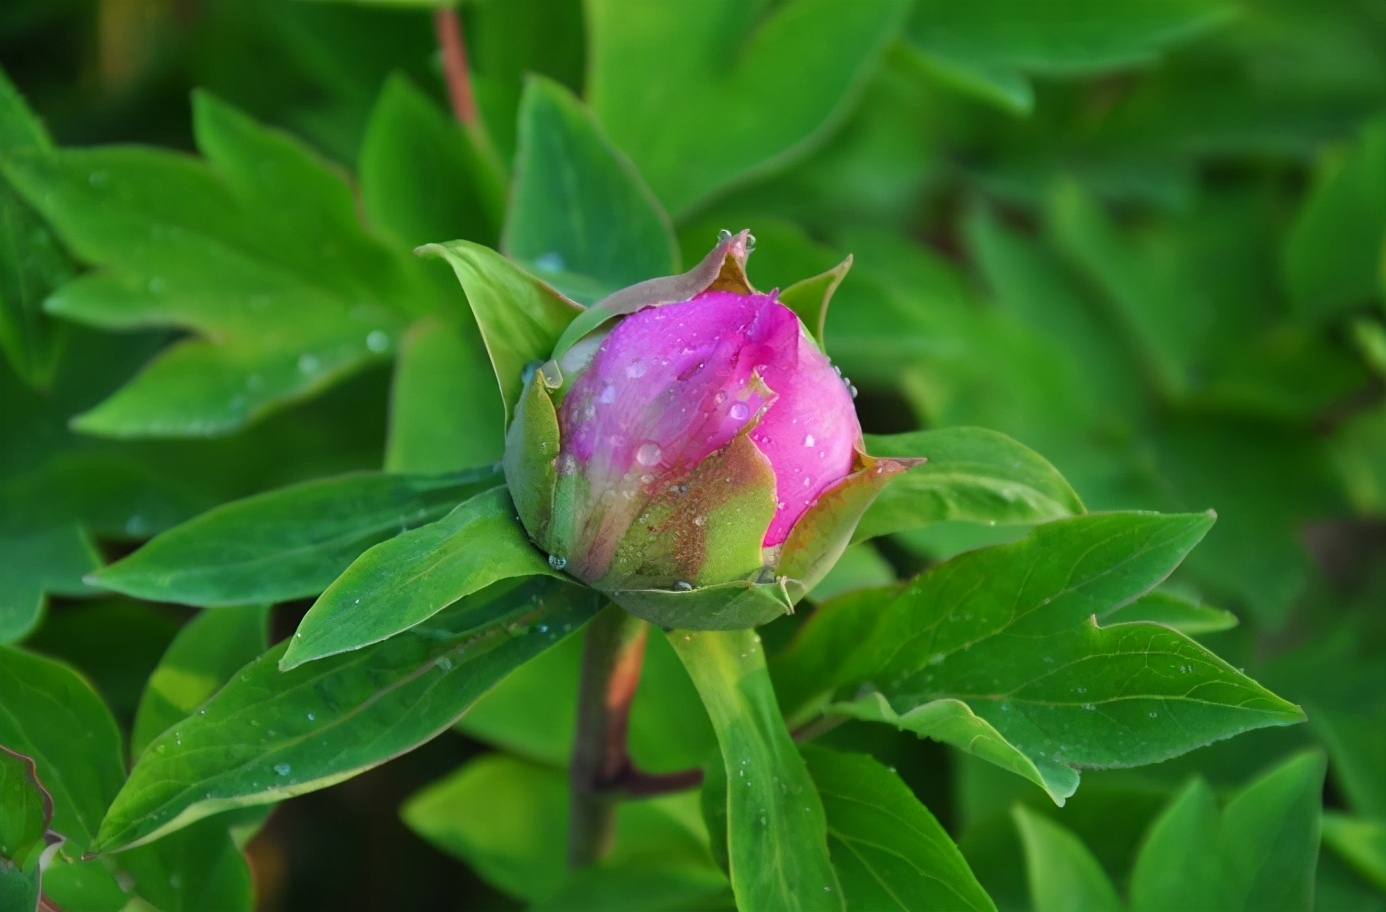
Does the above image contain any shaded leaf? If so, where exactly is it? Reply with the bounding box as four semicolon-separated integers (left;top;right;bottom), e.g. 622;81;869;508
130;605;269;759
504;76;677;303
1013;805;1121;912
588;0;910;215
1130;752;1327;912
804;746;995;912
95;468;497;607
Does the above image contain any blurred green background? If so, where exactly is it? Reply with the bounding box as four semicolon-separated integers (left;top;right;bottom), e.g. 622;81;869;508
2;0;1383;909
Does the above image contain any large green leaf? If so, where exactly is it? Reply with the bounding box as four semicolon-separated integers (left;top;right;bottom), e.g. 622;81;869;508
384;319;506;473
94;468;497;606
130;605;269;759
784;513;1303;802
0;92;431;437
416;240;582;421
0;648;251;911
804;746;994;912
93;577;602;852
587;0;910;216
1129;751;1327;911
903;0;1235;115
281;486;554;668
532;862;735;912
1013;806;1121;912
855;427;1084;542
0;648;123;850
402;754;713;903
1284;119;1386;324
358;73;503;251
670;629;843;912
503;76;677;304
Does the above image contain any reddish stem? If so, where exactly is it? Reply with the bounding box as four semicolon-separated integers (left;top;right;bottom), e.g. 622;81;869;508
433;8;477;126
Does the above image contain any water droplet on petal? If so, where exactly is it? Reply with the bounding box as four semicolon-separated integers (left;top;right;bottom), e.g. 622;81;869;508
626;359;647;379
636;442;662;466
598;383;617;404
803;434;815;447
717;228;733;242
728;402;750;421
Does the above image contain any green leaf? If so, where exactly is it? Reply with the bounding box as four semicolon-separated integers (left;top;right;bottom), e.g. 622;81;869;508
0;93;426;437
1130;751;1327;912
94;468;497;607
130;605;269;759
1322;814;1386;892
0;860;39;912
798;513;1303;802
281;486;554;669
1284;119;1386;324
93;577;602;852
402;754;713;903
779;257;851;349
1013;805;1121;912
0;648;123;850
1106;589;1239;636
384;318;506;473
588;0;910;216
903;0;1235;115
416;240;582;421
856;427;1084;542
803;746;995;912
0;746;51;870
116;817;252;912
358;73;503;249
532;862;735;912
669;629;843;912
503;76;678;304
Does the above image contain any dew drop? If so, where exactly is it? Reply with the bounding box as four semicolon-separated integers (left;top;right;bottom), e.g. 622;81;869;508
598;383;617;404
366;330;390;353
675;581;693;591
273;763;292;776
636;442;662;466
298;353;321;374
717;228;733;242
548;554;568;571
728;402;750;421
306;713;316;722
803;434;815;447
626;359;647;379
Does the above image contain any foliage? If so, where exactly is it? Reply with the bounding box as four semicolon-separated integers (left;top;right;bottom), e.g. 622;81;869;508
1;1;1383;910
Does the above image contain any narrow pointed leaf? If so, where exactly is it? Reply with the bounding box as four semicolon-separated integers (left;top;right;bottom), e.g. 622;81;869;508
779;257;850;348
417;240;582;420
281;486;555;669
670;629;843;912
95;468;499;606
94;578;602;852
856;428;1084;542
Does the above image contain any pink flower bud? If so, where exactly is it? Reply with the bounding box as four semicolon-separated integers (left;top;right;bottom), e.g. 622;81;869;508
559;290;859;551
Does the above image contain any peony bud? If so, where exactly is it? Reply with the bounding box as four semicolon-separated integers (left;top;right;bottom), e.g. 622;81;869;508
504;231;921;629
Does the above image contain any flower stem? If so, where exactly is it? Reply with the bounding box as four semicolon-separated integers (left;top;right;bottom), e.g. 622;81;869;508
567;604;649;867
433;8;477;126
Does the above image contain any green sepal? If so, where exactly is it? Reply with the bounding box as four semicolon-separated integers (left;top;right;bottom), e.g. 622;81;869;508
611;576;793;631
503;369;563;554
416;241;583;425
778;255;851;349
599;433;778;591
550;229;756;361
779;449;924;600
